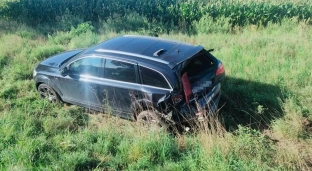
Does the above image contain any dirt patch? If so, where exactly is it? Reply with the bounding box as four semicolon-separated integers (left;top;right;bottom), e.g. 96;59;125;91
303;118;312;134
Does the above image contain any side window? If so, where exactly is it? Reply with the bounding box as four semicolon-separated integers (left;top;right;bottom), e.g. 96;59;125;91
140;66;171;89
68;57;103;77
104;59;137;83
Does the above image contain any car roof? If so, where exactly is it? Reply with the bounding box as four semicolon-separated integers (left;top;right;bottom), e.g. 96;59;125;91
81;35;204;69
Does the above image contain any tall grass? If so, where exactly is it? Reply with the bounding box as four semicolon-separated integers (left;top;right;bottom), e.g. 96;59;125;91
0;18;312;170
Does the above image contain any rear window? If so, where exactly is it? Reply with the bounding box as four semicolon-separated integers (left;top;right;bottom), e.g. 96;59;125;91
140;66;171;89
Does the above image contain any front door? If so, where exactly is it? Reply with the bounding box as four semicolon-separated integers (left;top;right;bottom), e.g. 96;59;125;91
59;57;104;108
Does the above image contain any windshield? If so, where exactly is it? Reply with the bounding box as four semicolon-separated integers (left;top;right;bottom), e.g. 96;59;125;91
59;49;85;67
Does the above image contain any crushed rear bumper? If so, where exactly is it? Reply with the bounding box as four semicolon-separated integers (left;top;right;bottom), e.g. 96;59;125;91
173;83;221;123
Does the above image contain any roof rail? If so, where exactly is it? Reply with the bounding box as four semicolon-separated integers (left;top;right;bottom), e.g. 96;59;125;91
95;49;169;64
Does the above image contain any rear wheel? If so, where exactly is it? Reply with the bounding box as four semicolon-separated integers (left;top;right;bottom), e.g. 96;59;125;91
37;83;60;103
137;110;168;130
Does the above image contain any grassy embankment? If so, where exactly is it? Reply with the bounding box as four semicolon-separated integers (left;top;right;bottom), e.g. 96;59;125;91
0;0;312;170
0;19;311;170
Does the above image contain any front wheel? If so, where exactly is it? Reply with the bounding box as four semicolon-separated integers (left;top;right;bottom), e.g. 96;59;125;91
137;110;168;130
37;83;60;103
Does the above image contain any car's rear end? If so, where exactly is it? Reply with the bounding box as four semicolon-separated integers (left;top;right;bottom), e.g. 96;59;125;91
171;49;225;123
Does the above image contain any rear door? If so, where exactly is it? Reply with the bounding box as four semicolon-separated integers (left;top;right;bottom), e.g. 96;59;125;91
139;66;172;110
96;58;142;119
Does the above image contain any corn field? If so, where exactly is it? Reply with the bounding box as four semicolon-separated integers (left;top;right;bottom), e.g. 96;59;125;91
0;0;311;30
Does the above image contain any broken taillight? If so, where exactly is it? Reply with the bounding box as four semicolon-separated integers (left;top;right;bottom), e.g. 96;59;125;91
216;63;225;76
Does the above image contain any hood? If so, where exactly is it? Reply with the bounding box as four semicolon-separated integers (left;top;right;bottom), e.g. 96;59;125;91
40;49;84;67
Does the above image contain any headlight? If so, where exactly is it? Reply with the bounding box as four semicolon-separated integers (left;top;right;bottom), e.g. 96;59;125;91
33;69;37;77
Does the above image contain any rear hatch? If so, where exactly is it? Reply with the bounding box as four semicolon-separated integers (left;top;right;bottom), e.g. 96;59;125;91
174;49;225;104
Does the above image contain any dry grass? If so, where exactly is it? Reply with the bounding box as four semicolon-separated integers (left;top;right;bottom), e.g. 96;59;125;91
272;99;306;140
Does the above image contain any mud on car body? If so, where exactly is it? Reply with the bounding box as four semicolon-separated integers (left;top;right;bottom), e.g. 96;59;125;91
33;35;225;126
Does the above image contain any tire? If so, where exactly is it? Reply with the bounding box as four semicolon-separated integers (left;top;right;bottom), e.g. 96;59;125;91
37;83;60;103
137;110;168;130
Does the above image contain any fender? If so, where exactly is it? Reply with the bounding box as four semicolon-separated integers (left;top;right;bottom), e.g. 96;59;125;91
35;74;63;97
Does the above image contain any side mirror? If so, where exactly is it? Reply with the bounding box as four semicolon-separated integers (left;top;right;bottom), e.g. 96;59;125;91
61;67;68;76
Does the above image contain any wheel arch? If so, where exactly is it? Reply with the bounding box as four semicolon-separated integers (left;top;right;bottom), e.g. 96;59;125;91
131;99;154;120
35;75;63;101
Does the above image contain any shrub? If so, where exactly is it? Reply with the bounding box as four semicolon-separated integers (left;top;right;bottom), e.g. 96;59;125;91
70;22;94;36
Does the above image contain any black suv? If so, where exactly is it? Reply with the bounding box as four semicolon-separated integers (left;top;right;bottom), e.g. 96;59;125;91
33;35;225;125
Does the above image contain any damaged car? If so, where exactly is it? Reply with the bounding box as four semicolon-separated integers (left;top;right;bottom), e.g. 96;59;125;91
33;35;225;127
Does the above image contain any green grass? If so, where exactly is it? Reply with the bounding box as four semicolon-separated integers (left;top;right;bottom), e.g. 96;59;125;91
0;19;312;170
